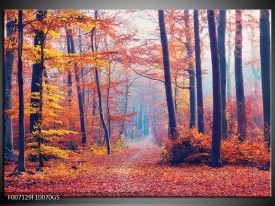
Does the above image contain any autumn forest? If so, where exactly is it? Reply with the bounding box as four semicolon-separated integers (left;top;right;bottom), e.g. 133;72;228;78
3;9;271;196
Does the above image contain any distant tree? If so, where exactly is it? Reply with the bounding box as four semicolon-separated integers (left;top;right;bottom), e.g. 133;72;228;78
234;10;246;141
226;10;233;101
184;10;196;129
260;10;270;148
4;12;16;162
17;10;26;172
218;10;227;138
158;10;178;139
193;10;205;134
207;10;223;167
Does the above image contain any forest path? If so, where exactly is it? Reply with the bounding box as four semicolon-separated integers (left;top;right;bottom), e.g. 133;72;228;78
4;135;271;197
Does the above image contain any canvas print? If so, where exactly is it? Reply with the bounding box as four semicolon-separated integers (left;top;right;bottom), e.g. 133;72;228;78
4;9;271;197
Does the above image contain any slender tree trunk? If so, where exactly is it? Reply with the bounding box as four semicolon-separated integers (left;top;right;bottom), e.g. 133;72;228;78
68;32;87;145
218;10;227;138
234;10;246;141
120;81;129;136
193;10;205;134
250;27;258;90
78;29;86;113
184;10;196;129
260;10;270;148
95;68;111;154
65;28;73;130
174;77;178;114
92;91;97;115
92;10;111;154
30;10;47;168
226;13;232;100
158;10;178;139
207;10;223;167
4;17;16;162
17;10;26;172
226;12;233;136
105;35;111;138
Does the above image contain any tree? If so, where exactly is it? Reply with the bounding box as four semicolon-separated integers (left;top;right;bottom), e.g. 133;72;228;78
67;29;88;145
226;10;233;101
234;10;246;141
218;10;227;138
193;10;205;134
260;10;270;148
158;10;178;139
65;28;73;130
184;10;196;129
17;10;26;172
4;12;16;162
30;10;47;168
207;10;222;167
92;10;111;154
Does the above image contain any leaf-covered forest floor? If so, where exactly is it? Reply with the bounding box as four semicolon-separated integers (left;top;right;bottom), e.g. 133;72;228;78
4;135;271;197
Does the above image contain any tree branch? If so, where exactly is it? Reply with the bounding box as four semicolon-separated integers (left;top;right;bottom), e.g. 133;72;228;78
128;65;189;89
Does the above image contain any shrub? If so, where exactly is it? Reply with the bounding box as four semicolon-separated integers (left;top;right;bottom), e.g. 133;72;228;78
162;129;270;169
162;129;210;165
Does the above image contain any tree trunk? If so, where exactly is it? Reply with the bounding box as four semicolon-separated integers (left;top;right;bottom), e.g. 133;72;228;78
260;10;270;148
193;10;205;134
30;10;47;168
250;27;258;90
92;10;111;154
105;35;111;138
79;29;86;113
218;10;227;138
4;16;16;162
158;10;178;139
226;11;232;100
95;68;111;154
68;32;87;145
234;10;246;141
17;10;26;172
66;28;73;130
207;10;223;167
174;77;178;114
120;81;129;136
184;10;196;129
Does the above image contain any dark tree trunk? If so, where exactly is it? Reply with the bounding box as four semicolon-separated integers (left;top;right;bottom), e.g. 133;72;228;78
105;35;111;138
207;10;223;167
79;29;86;112
184;10;196;129
193;10;205;134
95;68;111;154
158;10;178;139
92;10;111;154
68;32;87;145
260;10;270;148
30;10;47;168
17;10;26;172
65;28;73;129
234;10;246;141
218;10;227;138
188;69;196;129
4;17;16;162
92;91;97;116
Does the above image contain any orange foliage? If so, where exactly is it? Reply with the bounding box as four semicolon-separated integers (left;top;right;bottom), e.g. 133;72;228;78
4;139;270;196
